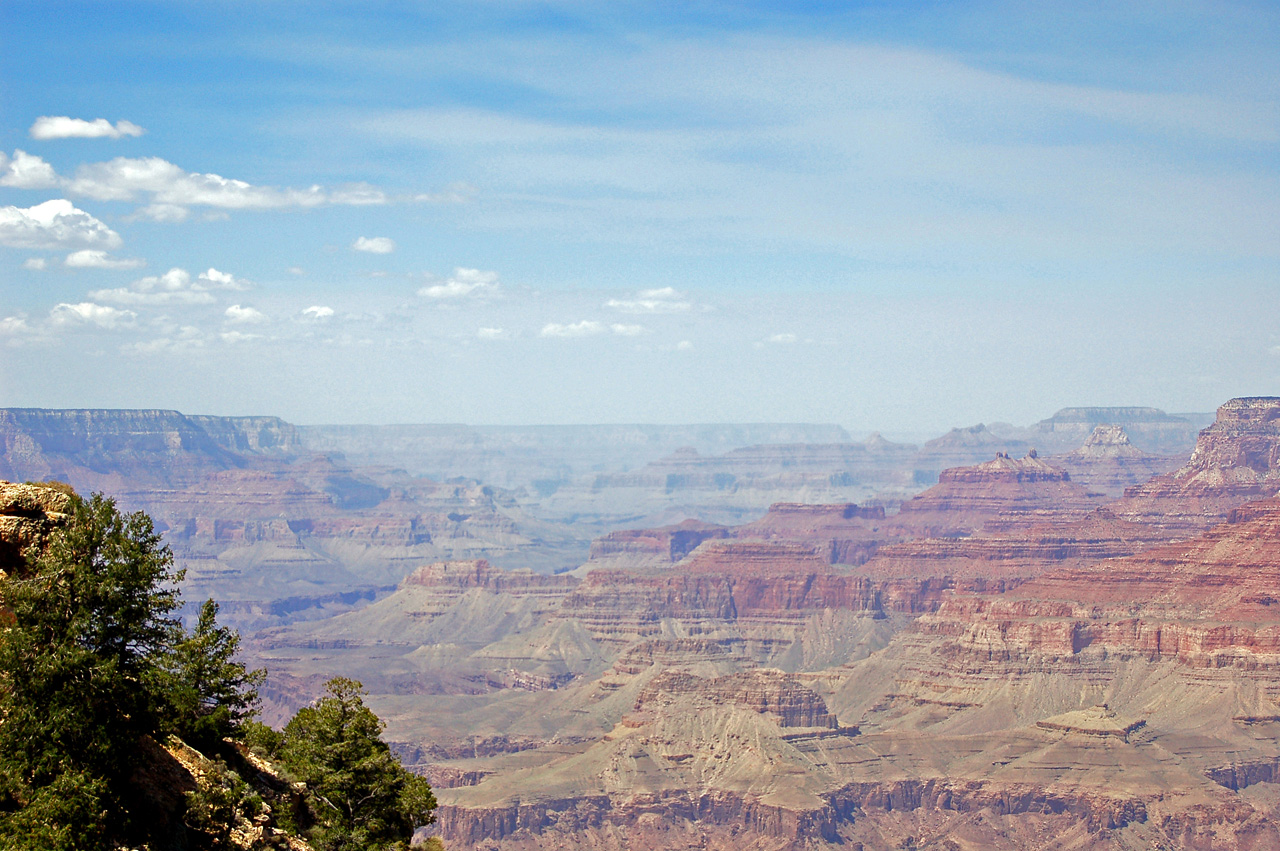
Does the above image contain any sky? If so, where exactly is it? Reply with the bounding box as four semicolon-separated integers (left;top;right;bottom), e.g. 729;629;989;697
1;1;1278;435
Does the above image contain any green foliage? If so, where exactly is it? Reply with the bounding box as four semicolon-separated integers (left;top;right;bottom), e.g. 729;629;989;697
242;719;285;760
0;769;110;851
183;758;265;848
168;598;266;749
0;492;265;847
280;677;436;851
0;493;183;845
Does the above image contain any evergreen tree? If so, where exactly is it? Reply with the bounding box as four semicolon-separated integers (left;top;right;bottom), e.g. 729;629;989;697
0;493;183;846
280;677;436;851
0;492;268;848
168;598;266;749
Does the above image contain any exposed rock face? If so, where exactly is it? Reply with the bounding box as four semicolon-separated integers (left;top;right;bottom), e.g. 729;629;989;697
0;480;71;575
0;408;249;488
735;502;887;566
909;424;1033;484
918;496;1280;665
1049;424;1185;496
635;669;844;730
584;520;730;571
892;451;1104;536
1111;397;1280;533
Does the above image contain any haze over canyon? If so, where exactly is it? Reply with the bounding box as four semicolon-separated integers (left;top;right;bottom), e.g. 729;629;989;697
8;397;1280;849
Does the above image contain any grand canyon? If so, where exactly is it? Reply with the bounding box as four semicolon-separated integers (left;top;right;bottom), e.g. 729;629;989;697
4;398;1280;849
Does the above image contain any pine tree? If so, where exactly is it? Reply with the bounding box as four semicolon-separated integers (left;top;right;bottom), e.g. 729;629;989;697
0;493;183;846
280;677;436;851
168;598;266;749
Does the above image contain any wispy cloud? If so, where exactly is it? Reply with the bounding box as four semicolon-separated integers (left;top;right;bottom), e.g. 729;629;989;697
352;236;395;254
130;203;190;223
0;316;31;336
540;320;604;338
606;287;691;314
30;116;145;140
65;250;145;270
418;267;499;299
89;267;247;306
540;321;647;338
301;305;335;320
0;153;401;221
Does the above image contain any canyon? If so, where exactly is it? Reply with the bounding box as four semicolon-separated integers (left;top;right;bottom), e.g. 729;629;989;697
12;400;1280;849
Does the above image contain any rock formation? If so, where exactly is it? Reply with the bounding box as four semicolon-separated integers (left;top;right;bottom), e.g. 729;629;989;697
1049;424;1185;496
1110;396;1280;534
254;396;1280;850
0;479;71;574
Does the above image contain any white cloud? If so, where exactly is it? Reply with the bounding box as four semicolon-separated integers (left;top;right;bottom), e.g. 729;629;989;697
287;266;305;276
477;326;508;339
64;250;145;270
49;302;136;329
131;203;190;223
352;236;395;254
225;304;266;324
89;267;247;306
0;316;30;335
22;258;46;271
610;323;646;336
766;333;797;344
540;320;605;338
0;150;60;189
60;156;393;212
66;156;328;208
606;286;692;314
676;340;693;350
199;268;248;290
30;116;145;140
418;267;500;299
302;305;335;320
0;199;122;250
220;330;261;344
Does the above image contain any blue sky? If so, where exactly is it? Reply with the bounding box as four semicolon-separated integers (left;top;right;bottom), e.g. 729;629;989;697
1;1;1277;433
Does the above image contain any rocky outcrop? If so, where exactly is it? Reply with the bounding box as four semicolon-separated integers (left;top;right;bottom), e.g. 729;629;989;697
1110;397;1280;533
636;669;843;730
585;520;730;570
892;451;1104;536
916;494;1280;666
0;479;71;575
402;559;579;600
1049;424;1185;496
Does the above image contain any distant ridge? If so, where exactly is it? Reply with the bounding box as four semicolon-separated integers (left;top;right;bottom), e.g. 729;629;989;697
1044;406;1187;423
